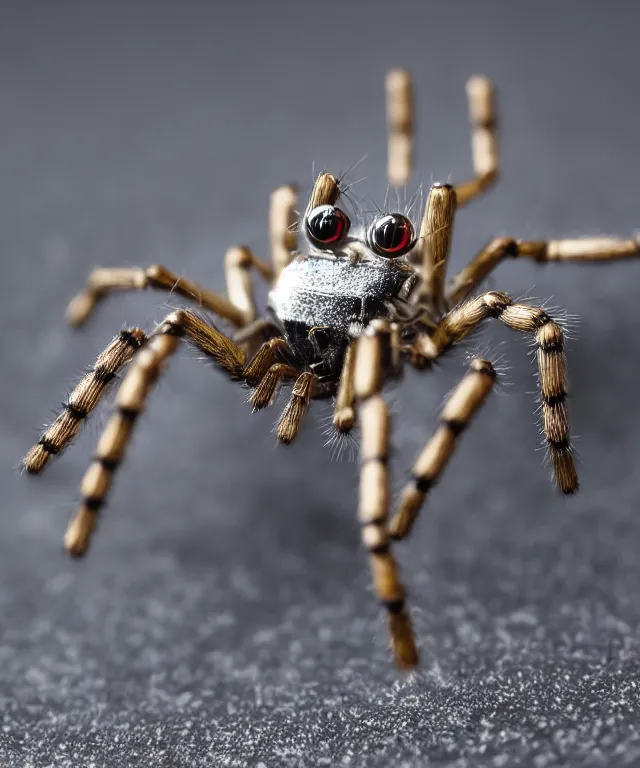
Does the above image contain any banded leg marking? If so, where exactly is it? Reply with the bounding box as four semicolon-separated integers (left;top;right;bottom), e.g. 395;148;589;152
390;359;496;540
64;309;248;557
355;322;418;669
419;292;578;493
23;328;146;474
65;332;180;557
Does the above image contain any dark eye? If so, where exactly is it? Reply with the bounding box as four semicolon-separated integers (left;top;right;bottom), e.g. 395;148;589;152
368;213;415;257
305;205;350;246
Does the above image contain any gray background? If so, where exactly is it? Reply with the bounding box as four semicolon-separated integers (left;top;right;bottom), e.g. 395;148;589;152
2;1;640;766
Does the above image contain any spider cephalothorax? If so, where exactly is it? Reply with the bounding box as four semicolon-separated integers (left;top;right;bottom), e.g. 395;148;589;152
268;179;421;385
23;69;640;669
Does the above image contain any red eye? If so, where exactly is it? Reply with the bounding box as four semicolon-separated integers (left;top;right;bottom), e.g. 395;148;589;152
368;214;414;256
306;205;350;246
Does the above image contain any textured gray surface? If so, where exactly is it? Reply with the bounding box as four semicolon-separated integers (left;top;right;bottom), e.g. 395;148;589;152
3;2;640;766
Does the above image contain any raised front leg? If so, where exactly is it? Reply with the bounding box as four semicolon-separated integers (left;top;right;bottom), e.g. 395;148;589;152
354;320;418;669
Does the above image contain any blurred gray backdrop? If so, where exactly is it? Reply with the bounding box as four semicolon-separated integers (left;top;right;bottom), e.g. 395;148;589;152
2;1;640;766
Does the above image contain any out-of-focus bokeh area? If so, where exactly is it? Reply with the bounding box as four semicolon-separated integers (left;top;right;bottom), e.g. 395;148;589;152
2;2;640;765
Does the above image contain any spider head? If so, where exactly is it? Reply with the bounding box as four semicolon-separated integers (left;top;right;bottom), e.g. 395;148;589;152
300;171;419;264
268;172;421;379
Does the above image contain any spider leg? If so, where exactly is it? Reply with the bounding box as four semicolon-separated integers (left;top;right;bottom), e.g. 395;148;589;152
333;343;357;432
232;317;280;345
453;76;499;208
415;292;578;494
386;69;413;188
333;323;404;435
446;237;518;307
67;178;299;326
65;247;272;329
224;246;271;325
385;72;496;203
270;184;298;277
276;371;317;444
418;183;457;316
25;309;296;473
240;334;314;441
306;172;340;212
63;308;258;557
447;235;640;307
23;328;147;474
250;362;299;411
354;320;418;669
243;337;292;384
390;358;496;541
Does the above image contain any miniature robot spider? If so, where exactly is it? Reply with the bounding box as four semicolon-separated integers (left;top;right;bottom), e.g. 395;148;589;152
23;70;640;669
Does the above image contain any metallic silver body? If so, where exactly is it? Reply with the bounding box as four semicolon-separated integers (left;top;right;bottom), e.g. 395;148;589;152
267;244;418;380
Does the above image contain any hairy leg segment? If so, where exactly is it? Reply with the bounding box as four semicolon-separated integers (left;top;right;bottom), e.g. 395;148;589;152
416;292;578;494
66;182;297;328
354;320;419;668
22;65;640;674
447;235;640;307
23;329;147;473
22;308;313;557
390;358;497;540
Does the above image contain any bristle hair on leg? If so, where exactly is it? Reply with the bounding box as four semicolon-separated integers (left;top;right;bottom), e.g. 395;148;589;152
23;328;147;474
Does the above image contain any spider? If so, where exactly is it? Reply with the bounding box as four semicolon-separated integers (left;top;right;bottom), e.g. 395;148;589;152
23;70;640;669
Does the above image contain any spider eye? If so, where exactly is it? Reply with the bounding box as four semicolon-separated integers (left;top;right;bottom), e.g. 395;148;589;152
368;213;415;257
305;205;350;246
